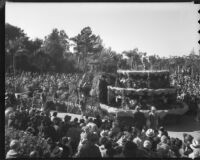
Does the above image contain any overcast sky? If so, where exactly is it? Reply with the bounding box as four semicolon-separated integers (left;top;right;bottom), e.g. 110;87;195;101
6;2;200;57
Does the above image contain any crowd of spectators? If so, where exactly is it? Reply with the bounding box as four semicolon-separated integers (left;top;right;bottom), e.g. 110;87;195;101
171;72;200;117
5;105;200;158
5;71;82;99
5;71;200;158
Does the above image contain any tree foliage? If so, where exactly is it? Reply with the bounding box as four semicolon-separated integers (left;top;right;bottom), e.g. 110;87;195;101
5;23;200;75
71;27;103;72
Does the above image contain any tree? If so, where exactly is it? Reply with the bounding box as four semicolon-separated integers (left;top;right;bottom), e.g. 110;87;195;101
5;23;27;72
122;48;142;70
43;28;70;72
71;27;103;72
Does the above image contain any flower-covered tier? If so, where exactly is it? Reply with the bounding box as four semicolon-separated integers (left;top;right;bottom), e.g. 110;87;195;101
100;70;189;119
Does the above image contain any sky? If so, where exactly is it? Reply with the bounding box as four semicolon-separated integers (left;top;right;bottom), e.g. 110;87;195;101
6;2;200;57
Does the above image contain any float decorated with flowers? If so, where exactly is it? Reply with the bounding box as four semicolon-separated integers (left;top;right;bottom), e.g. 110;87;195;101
99;69;189;120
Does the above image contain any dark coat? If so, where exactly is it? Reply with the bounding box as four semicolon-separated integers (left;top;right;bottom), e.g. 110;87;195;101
133;111;146;130
76;142;102;158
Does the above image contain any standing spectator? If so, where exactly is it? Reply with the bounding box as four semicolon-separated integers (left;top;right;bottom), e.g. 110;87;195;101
133;105;146;133
148;106;159;130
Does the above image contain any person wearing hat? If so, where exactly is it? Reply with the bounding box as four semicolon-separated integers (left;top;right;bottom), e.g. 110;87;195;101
50;146;63;158
29;150;39;158
145;129;158;152
182;133;194;156
156;143;170;158
140;140;154;157
158;126;168;138
133;105;146;133
6;140;21;159
188;137;200;159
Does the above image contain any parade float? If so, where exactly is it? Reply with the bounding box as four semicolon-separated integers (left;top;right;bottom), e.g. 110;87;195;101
99;69;189;126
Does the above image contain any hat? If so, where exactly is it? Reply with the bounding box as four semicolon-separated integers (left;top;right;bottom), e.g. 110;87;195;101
80;123;85;128
190;137;200;150
161;135;168;144
51;146;63;157
151;106;156;111
29;151;38;158
143;140;152;149
10;140;20;149
183;133;193;143
135;105;141;111
82;125;90;133
100;130;109;137
61;136;69;144
159;126;165;132
146;129;155;138
87;132;99;143
157;144;170;156
133;137;142;148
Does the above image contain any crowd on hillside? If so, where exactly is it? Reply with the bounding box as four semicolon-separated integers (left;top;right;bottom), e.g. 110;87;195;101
171;72;200;115
5;72;82;94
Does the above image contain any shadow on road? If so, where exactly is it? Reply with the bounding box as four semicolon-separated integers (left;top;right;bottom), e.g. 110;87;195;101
165;115;200;132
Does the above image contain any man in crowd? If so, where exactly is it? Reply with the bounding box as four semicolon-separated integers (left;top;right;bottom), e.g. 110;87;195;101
133;105;146;133
148;106;159;130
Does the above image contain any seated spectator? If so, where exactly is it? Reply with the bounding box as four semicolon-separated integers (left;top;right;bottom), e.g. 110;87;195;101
145;129;157;151
110;121;121;138
188;137;200;159
182;133;194;156
51;111;58;122
50;145;63;158
75;132;101;158
157;126;168;138
156;142;170;158
140;140;155;157
60;136;73;158
122;141;138;157
29;150;39;158
6;140;21;159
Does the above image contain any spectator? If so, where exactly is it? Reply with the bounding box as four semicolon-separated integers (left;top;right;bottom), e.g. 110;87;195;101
51;111;57;122
148;106;159;130
75;132;101;158
188;137;200;159
133;105;146;133
6;140;21;159
122;141;138;157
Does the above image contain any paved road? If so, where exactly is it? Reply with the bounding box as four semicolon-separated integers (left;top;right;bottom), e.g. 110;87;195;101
53;111;200;140
165;115;200;140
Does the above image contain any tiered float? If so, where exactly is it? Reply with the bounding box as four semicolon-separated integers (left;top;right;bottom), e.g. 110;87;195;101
100;70;189;125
